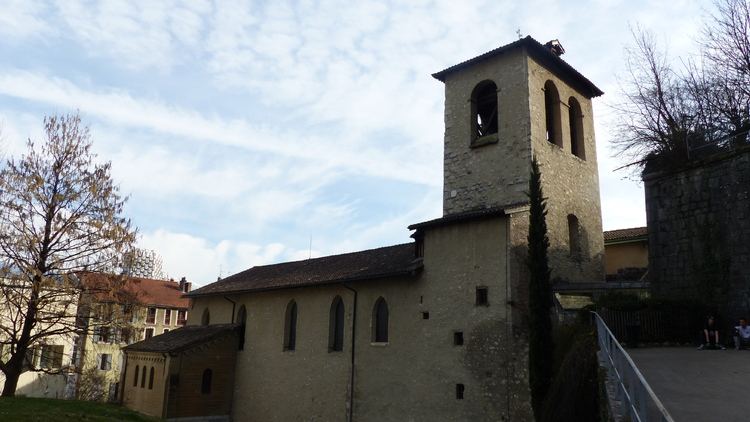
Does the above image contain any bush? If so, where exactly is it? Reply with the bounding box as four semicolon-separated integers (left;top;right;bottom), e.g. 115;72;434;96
539;324;601;422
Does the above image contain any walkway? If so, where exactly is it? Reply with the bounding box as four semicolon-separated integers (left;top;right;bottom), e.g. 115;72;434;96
627;346;750;421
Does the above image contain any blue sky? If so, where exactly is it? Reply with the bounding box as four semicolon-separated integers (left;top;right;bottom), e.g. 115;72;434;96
0;0;710;285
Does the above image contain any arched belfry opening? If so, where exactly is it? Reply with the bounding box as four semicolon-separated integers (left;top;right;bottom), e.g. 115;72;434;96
544;80;562;147
568;214;582;257
568;96;585;159
471;80;498;145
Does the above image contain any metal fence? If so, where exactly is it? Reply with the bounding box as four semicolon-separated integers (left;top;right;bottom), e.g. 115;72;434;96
592;312;674;422
597;307;704;345
686;127;750;160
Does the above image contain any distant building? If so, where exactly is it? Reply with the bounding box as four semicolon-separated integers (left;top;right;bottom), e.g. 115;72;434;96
122;249;168;281
603;227;648;280
121;36;605;421
0;274;190;401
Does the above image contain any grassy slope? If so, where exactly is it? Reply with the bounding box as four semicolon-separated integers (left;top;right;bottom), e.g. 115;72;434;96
0;397;164;422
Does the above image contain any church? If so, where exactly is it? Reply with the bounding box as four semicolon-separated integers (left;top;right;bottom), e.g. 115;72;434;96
121;36;605;422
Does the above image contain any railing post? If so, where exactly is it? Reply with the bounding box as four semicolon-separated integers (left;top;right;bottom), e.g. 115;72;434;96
637;374;648;422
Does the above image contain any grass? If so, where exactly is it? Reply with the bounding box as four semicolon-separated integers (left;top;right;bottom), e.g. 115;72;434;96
0;396;164;422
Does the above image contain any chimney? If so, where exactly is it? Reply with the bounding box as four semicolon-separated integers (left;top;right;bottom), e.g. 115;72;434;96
544;39;565;57
179;277;186;292
185;281;192;292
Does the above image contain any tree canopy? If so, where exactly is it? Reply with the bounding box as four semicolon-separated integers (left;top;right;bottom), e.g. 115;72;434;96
0;113;138;396
612;0;750;171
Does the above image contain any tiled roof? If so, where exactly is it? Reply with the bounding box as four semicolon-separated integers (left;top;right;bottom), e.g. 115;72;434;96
82;273;188;309
122;324;240;353
603;227;648;243
185;243;422;298
432;36;604;99
408;203;528;231
130;277;189;308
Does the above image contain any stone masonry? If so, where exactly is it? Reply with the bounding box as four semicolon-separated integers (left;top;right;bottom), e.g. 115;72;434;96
439;39;605;285
644;145;750;318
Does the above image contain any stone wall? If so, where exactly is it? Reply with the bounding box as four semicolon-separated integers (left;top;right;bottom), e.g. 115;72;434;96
193;216;534;422
644;145;750;318
440;45;604;284
441;47;532;215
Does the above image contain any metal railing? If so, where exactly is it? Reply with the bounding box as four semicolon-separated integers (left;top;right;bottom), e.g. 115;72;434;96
592;311;674;422
686;127;750;160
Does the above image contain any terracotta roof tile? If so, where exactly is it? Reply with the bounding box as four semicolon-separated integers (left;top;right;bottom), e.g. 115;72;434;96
122;324;240;353
603;227;648;242
186;243;422;298
82;274;188;309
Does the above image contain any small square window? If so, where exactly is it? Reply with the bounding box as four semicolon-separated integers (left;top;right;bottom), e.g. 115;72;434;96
454;332;464;346
422;312;430;320
476;287;488;306
456;383;465;399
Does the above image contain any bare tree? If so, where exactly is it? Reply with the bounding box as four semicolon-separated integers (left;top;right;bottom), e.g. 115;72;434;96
612;1;750;171
0;112;137;396
698;0;750;138
610;26;698;168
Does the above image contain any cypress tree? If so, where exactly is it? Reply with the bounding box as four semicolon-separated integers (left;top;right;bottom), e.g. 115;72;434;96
527;156;554;419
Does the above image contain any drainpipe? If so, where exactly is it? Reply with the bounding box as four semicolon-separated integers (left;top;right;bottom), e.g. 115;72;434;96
342;283;358;422
505;215;512;418
224;296;236;323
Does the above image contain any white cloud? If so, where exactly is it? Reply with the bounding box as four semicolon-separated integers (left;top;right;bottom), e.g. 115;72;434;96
49;0;215;71
140;229;291;286
0;1;54;43
0;0;717;283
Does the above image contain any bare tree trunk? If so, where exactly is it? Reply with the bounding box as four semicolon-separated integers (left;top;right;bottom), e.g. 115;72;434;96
1;349;26;396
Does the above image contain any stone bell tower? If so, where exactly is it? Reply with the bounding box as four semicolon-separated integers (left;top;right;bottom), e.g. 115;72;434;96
432;36;605;283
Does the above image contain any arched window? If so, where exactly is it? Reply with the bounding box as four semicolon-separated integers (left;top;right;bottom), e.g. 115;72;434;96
140;364;147;388
329;296;345;352
568;214;582;257
471;81;498;142
133;365;139;387
201;369;212;394
568;97;585;159
148;367;154;390
284;300;298;351
372;297;389;343
237;305;247;351
544;81;562;147
201;308;210;326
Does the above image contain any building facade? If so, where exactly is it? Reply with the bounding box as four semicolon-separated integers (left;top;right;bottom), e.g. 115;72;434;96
603;227;648;279
0;274;189;400
122;36;605;421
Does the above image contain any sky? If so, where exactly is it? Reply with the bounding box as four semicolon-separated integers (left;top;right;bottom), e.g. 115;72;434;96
0;0;713;286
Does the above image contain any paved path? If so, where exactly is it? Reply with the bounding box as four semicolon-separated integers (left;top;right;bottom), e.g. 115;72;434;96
627;346;750;421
